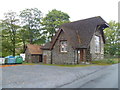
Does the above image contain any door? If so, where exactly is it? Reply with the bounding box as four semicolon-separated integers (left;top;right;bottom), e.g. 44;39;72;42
80;49;84;62
44;55;47;64
78;49;84;63
39;55;43;62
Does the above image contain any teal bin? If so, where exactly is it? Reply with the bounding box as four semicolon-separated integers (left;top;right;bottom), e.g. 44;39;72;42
5;56;16;64
15;56;23;64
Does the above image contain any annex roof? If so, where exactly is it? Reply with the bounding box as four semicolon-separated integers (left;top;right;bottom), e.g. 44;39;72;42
26;44;42;54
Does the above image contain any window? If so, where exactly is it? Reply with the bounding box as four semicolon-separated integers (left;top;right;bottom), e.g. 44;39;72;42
95;36;100;53
60;41;67;52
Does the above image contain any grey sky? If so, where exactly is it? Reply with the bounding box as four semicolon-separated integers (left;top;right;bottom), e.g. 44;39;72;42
0;0;119;22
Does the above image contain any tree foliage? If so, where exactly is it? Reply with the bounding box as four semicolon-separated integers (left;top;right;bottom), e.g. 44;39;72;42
2;11;20;56
42;9;70;41
20;8;42;44
1;8;71;57
17;27;29;53
104;21;120;57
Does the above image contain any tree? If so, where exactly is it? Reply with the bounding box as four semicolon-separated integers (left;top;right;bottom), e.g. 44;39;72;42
104;21;120;57
19;8;42;44
2;29;13;57
17;27;29;53
42;9;70;41
2;11;20;56
0;22;2;57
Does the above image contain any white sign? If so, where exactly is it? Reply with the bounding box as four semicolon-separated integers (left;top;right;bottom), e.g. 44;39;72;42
0;58;5;64
20;54;25;61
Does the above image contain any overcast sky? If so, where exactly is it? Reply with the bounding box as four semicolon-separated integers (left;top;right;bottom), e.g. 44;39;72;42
0;0;119;22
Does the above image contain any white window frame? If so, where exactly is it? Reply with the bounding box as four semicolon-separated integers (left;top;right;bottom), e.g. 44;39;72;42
95;35;100;53
60;41;67;52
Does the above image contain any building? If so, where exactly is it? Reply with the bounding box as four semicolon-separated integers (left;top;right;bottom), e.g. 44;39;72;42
42;16;109;64
25;44;43;63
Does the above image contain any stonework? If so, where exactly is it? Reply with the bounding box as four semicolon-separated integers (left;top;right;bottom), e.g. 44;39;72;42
90;30;104;61
25;48;42;63
52;31;76;64
43;50;51;64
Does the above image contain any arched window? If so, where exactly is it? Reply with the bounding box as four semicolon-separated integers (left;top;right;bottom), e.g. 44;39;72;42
60;41;67;52
95;35;100;53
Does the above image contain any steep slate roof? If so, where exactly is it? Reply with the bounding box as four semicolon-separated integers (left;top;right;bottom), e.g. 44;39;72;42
26;44;42;54
44;16;109;50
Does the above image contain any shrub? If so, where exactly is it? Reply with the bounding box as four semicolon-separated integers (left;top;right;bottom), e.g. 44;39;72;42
107;59;116;64
91;58;119;65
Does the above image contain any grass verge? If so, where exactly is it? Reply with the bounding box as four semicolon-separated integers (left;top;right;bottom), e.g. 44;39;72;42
91;58;119;65
22;58;120;67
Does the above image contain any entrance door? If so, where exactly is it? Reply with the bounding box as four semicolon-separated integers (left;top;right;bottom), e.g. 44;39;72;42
44;55;47;64
80;49;84;62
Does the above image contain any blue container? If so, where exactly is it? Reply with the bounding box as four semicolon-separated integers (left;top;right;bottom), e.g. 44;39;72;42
5;56;16;64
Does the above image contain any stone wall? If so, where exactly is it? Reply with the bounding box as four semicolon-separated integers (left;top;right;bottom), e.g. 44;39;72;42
86;47;92;62
90;30;104;61
43;50;51;64
52;31;76;64
25;48;42;63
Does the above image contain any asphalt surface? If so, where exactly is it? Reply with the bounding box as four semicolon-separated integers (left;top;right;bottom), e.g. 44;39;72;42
1;64;119;88
0;67;2;89
61;64;119;88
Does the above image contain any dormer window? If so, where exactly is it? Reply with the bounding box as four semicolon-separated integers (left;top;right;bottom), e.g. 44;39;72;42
60;41;67;52
95;35;100;53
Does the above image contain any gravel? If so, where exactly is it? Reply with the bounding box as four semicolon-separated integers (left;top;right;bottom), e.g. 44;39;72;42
2;64;109;88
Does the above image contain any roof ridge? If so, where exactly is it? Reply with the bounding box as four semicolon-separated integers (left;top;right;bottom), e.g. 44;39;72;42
72;16;100;22
61;16;101;26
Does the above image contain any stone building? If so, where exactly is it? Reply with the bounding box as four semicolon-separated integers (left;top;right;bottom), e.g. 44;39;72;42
42;16;109;64
25;44;43;63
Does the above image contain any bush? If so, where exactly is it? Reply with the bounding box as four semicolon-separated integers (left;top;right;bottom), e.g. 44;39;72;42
107;59;116;64
91;58;119;65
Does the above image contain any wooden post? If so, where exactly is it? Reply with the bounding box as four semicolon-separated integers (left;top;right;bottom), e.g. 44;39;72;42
84;49;86;63
44;55;47;64
80;49;84;63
